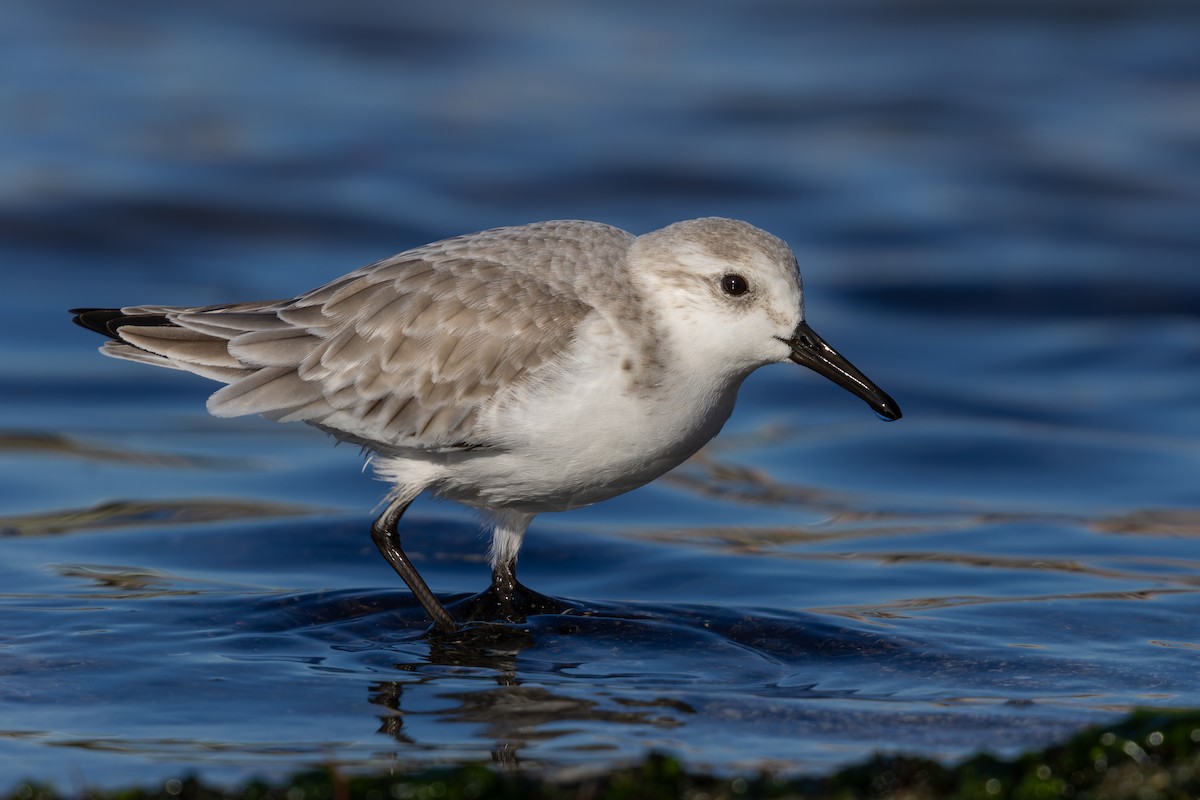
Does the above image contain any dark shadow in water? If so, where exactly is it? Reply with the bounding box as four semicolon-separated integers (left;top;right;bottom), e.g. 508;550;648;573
232;585;905;661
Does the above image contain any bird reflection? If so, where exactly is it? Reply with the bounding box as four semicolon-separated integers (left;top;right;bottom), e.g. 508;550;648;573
367;619;691;770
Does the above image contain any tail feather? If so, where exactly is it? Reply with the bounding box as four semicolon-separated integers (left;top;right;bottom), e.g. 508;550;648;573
70;306;256;382
70;307;173;339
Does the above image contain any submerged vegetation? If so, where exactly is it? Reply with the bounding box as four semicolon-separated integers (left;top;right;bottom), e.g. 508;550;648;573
7;710;1198;800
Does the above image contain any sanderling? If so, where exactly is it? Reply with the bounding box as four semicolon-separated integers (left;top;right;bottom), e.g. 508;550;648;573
71;218;900;631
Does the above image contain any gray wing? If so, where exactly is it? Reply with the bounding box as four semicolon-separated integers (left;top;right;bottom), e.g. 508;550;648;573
86;222;629;449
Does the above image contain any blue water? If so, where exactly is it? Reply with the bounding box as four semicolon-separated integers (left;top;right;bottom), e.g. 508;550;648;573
4;0;1200;789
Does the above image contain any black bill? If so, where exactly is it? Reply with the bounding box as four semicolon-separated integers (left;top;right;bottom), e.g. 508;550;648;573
786;321;901;421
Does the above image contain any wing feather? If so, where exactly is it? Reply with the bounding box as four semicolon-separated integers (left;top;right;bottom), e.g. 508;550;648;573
81;220;635;450
227;328;321;367
293;261;593;447
118;326;243;368
208;366;324;417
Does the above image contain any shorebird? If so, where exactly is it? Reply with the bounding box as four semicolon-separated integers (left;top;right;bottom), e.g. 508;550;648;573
72;218;900;631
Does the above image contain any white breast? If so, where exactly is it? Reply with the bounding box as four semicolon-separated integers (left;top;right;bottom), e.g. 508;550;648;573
429;314;744;513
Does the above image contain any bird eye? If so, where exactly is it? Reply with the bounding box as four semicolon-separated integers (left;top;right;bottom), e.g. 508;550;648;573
721;274;749;296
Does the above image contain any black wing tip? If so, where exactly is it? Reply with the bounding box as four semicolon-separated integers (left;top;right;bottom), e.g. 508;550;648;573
70;307;175;339
70;307;122;338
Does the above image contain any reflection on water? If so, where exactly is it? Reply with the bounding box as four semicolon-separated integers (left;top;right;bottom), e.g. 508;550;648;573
1094;510;1200;537
0;496;323;537
3;0;1200;790
53;563;194;596
0;430;249;468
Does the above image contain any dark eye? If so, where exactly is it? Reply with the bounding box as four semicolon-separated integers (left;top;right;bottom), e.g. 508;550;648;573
721;274;749;296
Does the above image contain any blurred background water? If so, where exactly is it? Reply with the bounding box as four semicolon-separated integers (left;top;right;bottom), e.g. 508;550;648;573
3;0;1200;789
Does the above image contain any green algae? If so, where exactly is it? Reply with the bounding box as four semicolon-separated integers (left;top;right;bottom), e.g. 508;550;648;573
7;710;1198;800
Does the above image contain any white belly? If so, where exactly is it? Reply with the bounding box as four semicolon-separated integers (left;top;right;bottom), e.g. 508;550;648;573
429;347;743;512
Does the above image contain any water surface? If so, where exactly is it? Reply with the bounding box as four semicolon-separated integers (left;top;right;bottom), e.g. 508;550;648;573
3;0;1199;789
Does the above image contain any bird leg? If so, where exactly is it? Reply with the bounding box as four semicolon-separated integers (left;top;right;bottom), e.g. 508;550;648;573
490;559;520;604
370;496;457;632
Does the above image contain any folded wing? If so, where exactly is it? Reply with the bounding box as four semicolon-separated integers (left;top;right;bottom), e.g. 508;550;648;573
73;254;591;451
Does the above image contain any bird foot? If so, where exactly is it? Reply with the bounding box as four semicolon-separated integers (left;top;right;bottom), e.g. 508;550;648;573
448;578;573;625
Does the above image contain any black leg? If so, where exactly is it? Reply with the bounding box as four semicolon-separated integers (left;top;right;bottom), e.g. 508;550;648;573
491;559;519;604
370;496;457;632
486;559;526;621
